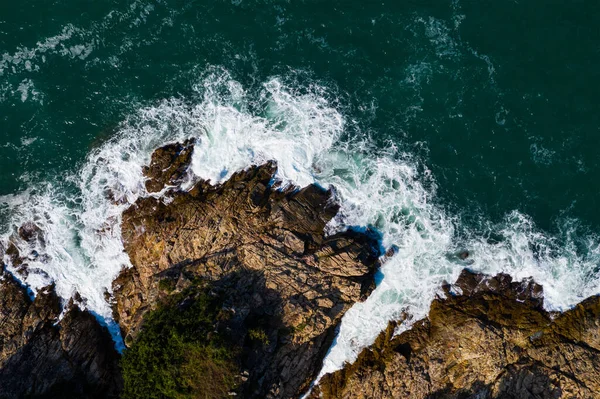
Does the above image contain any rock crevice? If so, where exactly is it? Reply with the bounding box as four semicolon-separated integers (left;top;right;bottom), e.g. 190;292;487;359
4;140;600;399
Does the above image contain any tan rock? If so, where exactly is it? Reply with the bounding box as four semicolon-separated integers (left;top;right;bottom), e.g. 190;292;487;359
312;270;600;399
113;142;381;399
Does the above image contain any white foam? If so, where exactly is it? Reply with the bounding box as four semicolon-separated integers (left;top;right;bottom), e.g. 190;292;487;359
16;79;43;103
0;0;161;102
0;24;82;77
2;69;600;373
188;73;343;187
0;67;343;331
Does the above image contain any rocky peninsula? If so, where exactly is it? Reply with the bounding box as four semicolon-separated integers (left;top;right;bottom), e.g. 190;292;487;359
1;141;600;398
112;141;381;398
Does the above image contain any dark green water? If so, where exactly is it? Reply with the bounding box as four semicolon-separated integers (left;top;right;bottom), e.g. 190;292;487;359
2;0;599;235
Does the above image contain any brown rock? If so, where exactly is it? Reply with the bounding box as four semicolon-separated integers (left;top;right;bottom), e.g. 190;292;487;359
311;269;600;399
4;242;22;268
18;221;43;244
2;221;49;277
113;142;381;398
0;265;122;398
142;138;195;193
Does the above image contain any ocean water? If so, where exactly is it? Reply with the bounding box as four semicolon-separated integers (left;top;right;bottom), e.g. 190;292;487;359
1;0;599;377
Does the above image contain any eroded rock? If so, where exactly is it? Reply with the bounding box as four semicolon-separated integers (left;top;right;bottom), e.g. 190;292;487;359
113;141;382;398
142;138;195;193
17;221;43;244
0;265;122;398
312;269;600;399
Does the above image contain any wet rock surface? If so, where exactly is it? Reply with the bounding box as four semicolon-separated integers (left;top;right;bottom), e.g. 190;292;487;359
113;141;382;398
142;138;195;193
311;269;600;399
0;265;122;399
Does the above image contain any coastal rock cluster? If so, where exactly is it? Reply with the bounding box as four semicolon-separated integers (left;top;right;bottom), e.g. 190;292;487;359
0;266;121;398
311;269;600;399
2;140;600;398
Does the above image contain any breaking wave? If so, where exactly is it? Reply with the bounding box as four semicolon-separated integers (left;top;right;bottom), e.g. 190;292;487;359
2;67;600;373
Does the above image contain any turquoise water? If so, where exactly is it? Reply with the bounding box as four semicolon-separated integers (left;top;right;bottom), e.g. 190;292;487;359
1;0;599;374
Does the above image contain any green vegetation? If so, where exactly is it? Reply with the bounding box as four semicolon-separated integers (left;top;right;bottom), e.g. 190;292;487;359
158;278;176;293
120;287;238;399
248;328;270;346
293;321;308;335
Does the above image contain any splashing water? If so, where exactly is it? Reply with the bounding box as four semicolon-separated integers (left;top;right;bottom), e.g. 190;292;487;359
2;68;600;372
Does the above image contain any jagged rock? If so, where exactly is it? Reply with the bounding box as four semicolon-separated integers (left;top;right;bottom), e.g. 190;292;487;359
2;221;49;277
3;242;23;269
6;138;600;399
0;265;122;398
113;141;381;398
311;269;600;399
142;138;195;193
17;221;43;244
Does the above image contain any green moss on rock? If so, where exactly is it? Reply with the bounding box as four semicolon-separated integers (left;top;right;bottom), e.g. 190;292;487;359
248;328;270;346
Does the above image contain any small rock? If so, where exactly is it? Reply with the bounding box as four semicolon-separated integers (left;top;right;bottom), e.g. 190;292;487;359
18;222;43;243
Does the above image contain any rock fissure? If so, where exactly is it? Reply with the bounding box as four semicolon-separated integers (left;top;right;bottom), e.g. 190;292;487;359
112;142;381;398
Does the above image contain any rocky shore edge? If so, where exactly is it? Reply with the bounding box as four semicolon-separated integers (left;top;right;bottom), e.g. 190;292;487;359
1;140;599;398
311;269;600;398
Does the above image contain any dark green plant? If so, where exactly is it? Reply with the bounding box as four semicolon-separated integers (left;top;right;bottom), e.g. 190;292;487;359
120;287;238;399
158;278;176;293
248;328;270;346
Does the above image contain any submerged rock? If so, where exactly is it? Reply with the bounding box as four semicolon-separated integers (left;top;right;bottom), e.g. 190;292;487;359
0;265;122;398
113;141;382;398
2;221;47;278
311;269;600;399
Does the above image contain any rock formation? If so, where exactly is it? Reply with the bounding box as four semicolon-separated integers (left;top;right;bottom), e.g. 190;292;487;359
0;265;122;398
142;138;195;193
4;139;600;399
112;141;382;398
311;269;600;399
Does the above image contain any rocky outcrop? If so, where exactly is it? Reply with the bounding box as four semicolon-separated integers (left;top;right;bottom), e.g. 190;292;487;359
12;138;600;399
113;142;382;398
142;138;195;193
0;265;122;398
311;269;600;399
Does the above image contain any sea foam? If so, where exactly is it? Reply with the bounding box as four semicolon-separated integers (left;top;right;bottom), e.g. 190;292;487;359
2;68;600;375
